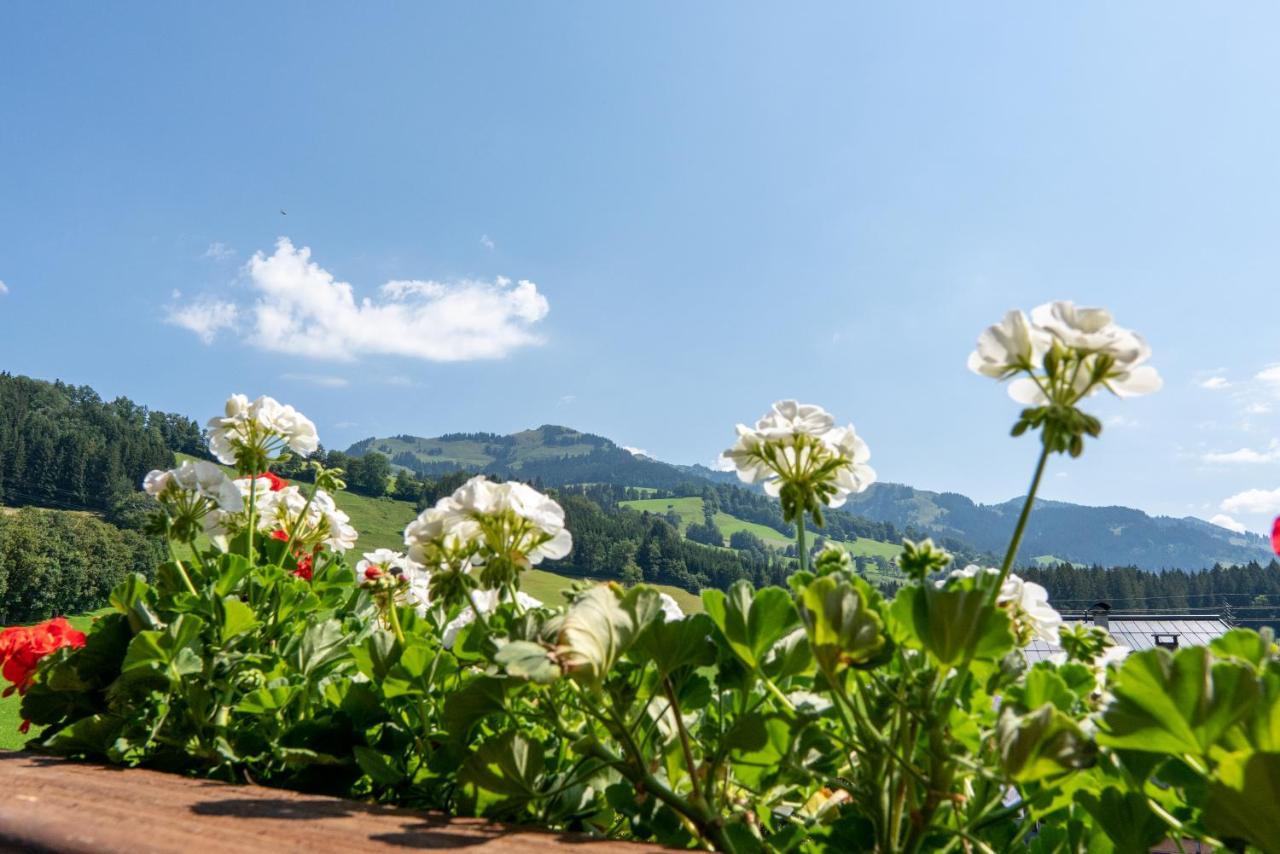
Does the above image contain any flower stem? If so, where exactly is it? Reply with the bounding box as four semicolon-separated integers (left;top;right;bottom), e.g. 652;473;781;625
991;437;1052;603
796;514;809;574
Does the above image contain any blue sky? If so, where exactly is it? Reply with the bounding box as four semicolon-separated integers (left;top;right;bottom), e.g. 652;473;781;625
2;3;1279;533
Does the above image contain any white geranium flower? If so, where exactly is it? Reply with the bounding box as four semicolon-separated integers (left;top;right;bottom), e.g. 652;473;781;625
143;460;241;510
1030;301;1162;399
206;393;319;466
403;476;572;582
722;400;876;513
254;485;356;552
967;310;1052;379
1002;574;1062;645
658;592;684;621
441;589;544;648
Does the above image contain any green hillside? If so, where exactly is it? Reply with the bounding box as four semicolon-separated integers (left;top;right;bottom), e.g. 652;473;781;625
620;495;901;559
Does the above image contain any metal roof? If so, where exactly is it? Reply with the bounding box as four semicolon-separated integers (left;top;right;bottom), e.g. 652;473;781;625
1024;612;1231;663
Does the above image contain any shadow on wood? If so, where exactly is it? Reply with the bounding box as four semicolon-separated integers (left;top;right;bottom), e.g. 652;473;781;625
0;752;664;853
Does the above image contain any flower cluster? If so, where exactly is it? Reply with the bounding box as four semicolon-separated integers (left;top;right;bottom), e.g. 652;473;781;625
969;301;1162;405
253;484;357;553
721;400;875;523
206;394;319;472
0;617;86;707
143;460;243;541
938;565;1063;645
404;476;572;594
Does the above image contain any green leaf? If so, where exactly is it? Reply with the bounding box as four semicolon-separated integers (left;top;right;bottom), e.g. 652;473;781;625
1074;787;1168;853
292;618;348;676
554;584;657;684
109;573;162;633
354;745;406;786
219;597;258;642
1210;629;1271;667
459;731;545;817
702;580;799;670
1097;647;1259;756
997;704;1096;783
349;630;398;682
442;675;507;737
212;553;254;596
798;576;886;671
632;613;717;676
761;627;814;681
495;641;560;684
1203;751;1280;854
120;614;206;685
236;685;300;714
891;583;1014;666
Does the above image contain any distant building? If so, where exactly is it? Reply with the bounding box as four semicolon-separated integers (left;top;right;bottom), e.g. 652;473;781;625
1025;604;1233;663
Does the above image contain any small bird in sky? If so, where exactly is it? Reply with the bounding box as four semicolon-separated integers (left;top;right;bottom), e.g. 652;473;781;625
280;209;288;216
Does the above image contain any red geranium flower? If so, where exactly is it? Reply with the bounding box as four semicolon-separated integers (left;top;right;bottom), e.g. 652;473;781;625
293;552;314;582
0;617;87;699
253;471;289;492
1272;516;1280;557
270;529;290;542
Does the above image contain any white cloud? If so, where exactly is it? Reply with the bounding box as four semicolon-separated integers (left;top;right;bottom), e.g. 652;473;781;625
623;446;649;458
203;242;235;261
1246;402;1272;415
558;394;576;405
281;372;349;388
0;279;8;295
1257;364;1280;384
1221;487;1280;515
1208;514;1248;534
1106;415;1140;429
1198;376;1231;390
480;234;496;250
169;238;551;362
712;455;736;472
1203;439;1280;465
166;298;238;344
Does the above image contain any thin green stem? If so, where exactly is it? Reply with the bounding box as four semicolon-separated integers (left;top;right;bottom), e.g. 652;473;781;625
795;514;808;574
990;438;1052;603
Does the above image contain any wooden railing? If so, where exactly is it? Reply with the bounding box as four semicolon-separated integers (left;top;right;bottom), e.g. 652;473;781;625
0;752;662;853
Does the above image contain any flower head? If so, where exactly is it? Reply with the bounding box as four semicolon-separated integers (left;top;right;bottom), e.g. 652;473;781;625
722;400;875;522
404;476;572;593
0;617;86;699
972;302;1162;406
206;394;319;470
253;485;357;552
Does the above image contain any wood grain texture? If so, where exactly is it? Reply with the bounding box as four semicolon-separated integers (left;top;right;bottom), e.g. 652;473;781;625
0;752;663;853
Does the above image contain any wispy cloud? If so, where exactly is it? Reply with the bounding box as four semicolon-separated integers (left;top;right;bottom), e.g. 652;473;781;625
166;297;238;343
168;238;551;362
1257;364;1280;385
1198;376;1231;390
558;394;576;405
203;241;235;261
0;279;9;295
1208;513;1248;534
1203;439;1280;465
623;446;649;458
281;372;349;388
1221;487;1280;516
480;234;496;250
1106;414;1140;429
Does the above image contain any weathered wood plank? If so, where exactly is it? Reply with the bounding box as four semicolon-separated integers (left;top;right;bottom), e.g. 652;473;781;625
0;752;662;853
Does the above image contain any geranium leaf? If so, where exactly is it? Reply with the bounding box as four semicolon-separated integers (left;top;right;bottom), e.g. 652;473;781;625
1096;647;1259;756
702;580;798;670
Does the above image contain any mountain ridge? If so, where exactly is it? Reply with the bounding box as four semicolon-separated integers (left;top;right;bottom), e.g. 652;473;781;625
347;425;1274;571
